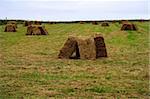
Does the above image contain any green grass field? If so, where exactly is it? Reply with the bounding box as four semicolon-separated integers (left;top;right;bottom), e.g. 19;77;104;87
0;22;149;98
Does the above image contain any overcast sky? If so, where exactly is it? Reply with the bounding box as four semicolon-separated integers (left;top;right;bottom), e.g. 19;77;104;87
0;0;149;21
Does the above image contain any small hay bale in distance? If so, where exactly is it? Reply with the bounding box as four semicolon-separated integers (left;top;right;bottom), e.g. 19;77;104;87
50;22;57;24
4;24;17;32
120;20;129;24
26;25;48;35
92;21;98;25
121;23;137;31
79;21;85;24
7;21;17;28
49;22;53;24
112;20;116;23
58;34;107;60
49;22;56;24
101;22;109;27
34;21;42;25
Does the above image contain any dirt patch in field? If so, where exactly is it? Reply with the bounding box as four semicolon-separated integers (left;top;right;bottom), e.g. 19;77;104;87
40;90;61;97
107;31;128;38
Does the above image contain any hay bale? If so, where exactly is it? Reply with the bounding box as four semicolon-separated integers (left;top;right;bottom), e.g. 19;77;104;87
79;21;84;24
7;21;17;28
120;20;129;24
112;20;116;23
93;34;107;58
92;21;98;25
58;35;108;60
121;23;137;31
4;24;16;32
77;37;96;60
34;21;42;25
49;22;53;24
101;22;109;27
24;21;32;26
58;37;80;59
26;25;48;35
49;22;56;24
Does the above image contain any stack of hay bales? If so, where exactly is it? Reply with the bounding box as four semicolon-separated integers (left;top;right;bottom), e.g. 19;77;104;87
92;21;98;25
58;34;107;60
121;23;137;31
24;21;32;26
26;25;48;35
101;22;109;27
7;21;17;28
4;24;17;32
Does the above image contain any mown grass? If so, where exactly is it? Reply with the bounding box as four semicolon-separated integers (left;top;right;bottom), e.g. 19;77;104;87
0;22;149;98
